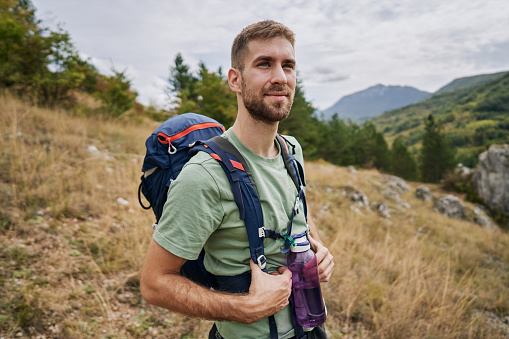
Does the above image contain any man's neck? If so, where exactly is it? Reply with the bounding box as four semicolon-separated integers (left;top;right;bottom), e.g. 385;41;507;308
231;113;279;159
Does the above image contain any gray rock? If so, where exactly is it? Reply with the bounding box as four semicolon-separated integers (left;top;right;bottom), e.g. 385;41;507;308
382;189;400;201
472;144;509;216
470;206;499;232
434;195;468;220
377;203;391;218
347;165;357;174
416;185;433;201
342;186;370;209
380;174;409;192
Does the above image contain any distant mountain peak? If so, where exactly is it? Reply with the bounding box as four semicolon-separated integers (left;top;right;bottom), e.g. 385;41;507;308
322;84;431;122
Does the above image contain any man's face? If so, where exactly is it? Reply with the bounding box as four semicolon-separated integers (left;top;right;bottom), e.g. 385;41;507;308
238;37;296;124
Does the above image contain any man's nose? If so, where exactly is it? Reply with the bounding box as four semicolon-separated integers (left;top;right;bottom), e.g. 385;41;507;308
270;65;287;85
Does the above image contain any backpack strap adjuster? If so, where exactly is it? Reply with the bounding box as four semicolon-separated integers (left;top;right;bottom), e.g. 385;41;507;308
258;227;266;238
257;255;267;270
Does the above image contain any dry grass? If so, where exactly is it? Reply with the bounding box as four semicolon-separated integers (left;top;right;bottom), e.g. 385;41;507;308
0;94;508;338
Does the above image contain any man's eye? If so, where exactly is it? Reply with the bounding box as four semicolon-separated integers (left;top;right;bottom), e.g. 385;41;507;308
283;64;295;69
258;62;270;67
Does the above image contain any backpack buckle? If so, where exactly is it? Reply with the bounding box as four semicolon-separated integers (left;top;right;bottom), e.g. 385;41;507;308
257;255;267;270
294;196;300;214
258;227;266;238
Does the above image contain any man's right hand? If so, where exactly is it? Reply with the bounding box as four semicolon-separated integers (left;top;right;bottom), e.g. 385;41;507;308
243;259;293;324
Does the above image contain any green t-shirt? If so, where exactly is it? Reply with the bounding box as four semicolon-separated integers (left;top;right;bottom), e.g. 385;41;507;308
153;129;309;339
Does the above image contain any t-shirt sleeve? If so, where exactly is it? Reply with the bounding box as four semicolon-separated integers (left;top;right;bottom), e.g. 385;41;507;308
153;159;224;260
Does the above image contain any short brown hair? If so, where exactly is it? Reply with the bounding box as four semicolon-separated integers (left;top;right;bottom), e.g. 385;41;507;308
231;20;295;71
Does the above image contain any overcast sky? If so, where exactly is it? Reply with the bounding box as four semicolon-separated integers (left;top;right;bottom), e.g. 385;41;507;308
33;0;509;111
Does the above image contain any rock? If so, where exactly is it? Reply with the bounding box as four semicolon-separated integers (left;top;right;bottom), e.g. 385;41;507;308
470;206;499;232
117;197;129;206
87;145;101;156
416;185;433;201
380;174;409;192
341;186;370;209
347;165;357;174
472;144;509;216
455;165;474;178
382;189;400;201
434;195;468;220
377;203;391;218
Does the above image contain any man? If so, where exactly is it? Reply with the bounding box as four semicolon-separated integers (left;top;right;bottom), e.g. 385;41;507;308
140;20;334;339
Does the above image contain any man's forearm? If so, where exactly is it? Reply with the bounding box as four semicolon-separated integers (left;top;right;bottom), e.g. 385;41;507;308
140;239;292;324
141;272;255;324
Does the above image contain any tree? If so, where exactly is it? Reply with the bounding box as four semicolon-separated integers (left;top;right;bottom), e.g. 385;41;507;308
168;53;198;106
193;62;237;128
169;57;237;128
419;114;456;182
390;137;418;180
279;79;321;159
96;69;137;117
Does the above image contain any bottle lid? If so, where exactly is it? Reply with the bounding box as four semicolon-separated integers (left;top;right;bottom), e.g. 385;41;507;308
290;234;310;252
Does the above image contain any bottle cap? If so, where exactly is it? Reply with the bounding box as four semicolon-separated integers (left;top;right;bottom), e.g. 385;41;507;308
290;234;310;252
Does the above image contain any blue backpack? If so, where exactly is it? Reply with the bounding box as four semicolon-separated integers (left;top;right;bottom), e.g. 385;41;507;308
138;113;308;339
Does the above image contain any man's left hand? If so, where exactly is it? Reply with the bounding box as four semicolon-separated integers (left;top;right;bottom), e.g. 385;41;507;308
308;236;334;283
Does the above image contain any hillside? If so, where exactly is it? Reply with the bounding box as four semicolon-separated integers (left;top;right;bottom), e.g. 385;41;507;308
370;72;509;166
1;95;509;338
435;71;508;95
321;85;431;122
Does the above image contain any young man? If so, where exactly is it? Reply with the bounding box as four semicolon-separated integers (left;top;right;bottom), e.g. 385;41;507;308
140;20;334;339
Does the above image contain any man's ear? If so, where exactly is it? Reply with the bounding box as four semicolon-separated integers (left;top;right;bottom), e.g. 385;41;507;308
228;68;242;94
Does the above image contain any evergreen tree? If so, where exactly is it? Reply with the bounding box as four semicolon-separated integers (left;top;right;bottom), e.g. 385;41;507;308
419;114;456;182
318;115;356;166
279;80;321;159
390;137;418;180
168;53;198;105
194;62;237;128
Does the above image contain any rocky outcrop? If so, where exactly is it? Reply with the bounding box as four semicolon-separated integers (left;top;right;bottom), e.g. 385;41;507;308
434;195;467;220
416;185;433;201
472;144;509;216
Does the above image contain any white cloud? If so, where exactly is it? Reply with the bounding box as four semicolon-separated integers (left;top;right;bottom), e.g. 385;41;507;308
33;0;509;110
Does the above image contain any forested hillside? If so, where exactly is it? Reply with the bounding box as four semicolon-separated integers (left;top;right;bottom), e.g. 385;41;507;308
370;72;509;167
435;71;507;95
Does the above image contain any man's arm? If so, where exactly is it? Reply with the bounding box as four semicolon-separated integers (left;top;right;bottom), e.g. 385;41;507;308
307;212;334;283
140;238;293;324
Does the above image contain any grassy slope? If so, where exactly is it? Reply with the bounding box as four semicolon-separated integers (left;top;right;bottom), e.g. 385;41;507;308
370;72;509;165
1;95;508;338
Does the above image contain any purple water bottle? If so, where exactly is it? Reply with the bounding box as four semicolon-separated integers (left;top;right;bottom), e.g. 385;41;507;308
287;235;326;327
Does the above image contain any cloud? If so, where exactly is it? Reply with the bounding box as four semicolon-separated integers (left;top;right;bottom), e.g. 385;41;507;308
33;0;509;110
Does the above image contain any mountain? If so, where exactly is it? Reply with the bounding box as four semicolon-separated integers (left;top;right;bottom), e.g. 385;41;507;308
435;71;508;95
321;84;431;122
370;71;509;167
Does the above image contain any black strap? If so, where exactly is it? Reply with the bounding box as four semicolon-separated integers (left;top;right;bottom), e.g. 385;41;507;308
138;176;152;210
277;135;301;190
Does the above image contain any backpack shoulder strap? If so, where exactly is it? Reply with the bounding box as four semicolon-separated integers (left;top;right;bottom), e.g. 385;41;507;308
210;136;260;198
276;134;306;189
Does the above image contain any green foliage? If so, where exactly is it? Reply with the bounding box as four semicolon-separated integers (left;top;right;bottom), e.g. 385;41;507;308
95;70;137;117
390;137;417;180
419;115;456;183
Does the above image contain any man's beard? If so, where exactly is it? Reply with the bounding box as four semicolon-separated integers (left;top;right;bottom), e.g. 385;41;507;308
241;81;294;124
